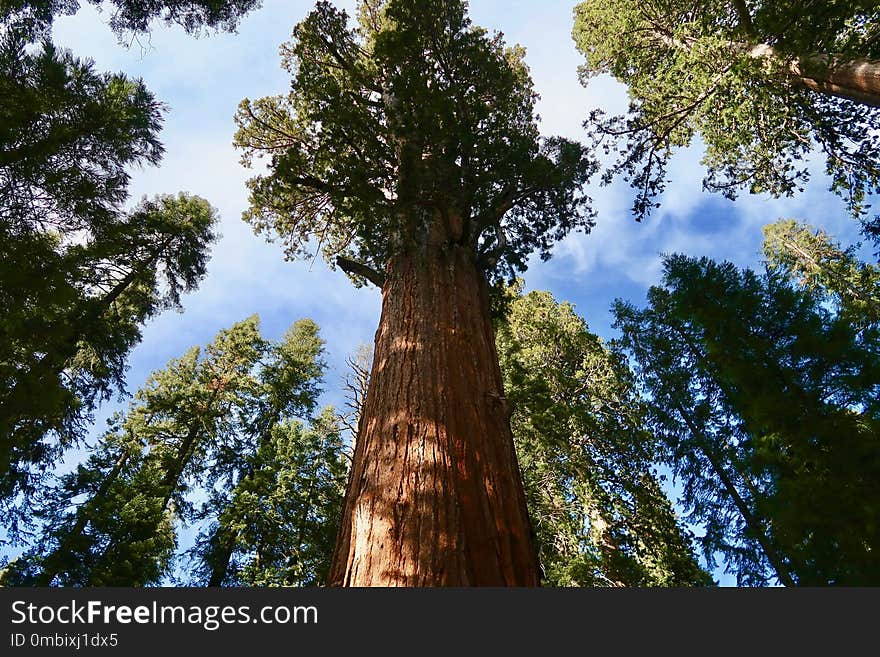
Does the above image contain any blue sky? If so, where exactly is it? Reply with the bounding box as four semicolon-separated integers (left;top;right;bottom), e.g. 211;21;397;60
29;0;870;585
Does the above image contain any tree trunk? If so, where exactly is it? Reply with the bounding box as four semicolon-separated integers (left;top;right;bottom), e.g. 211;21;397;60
207;526;237;587
653;30;880;107
748;45;880;108
328;240;539;586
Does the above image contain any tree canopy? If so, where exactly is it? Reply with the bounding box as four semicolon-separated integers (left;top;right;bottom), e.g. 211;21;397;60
573;0;880;231
2;0;262;40
0;28;218;505
614;243;880;585
234;0;595;287
1;316;340;586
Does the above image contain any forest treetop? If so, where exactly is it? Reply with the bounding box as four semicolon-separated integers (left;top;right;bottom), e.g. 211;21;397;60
574;0;880;231
1;0;263;40
234;0;596;287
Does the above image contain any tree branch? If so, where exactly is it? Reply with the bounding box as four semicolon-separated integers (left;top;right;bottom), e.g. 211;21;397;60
731;0;755;36
477;224;508;269
336;255;385;288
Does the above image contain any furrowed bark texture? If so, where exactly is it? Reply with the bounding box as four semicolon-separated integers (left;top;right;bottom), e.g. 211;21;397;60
329;241;539;586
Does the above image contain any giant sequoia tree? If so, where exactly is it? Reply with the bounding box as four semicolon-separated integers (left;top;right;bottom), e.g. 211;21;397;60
573;1;880;228
235;0;594;585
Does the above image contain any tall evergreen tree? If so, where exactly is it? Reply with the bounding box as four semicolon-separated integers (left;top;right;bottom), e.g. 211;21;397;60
573;1;880;230
763;219;880;326
496;287;712;586
191;320;347;587
614;252;880;585
2;318;267;586
195;409;348;587
234;0;595;585
0;192;218;503
0;33;218;503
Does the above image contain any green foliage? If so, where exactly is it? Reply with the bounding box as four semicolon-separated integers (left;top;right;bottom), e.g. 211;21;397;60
496;287;712;586
191;320;348;587
573;1;880;227
196;409;348;587
0;192;218;505
763;219;880;327
1;0;262;41
1;35;163;234
614;249;880;585
0;316;346;587
0;33;218;504
234;0;595;286
2;318;268;586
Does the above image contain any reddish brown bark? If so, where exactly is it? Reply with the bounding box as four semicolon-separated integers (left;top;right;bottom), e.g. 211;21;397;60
328;235;539;586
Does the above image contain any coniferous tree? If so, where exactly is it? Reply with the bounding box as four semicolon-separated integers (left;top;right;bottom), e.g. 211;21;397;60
192;320;347;587
0;316;349;587
497;288;712;586
573;1;880;230
763;219;880;326
2;318;267;586
614;251;880;585
195;408;348;587
234;0;595;586
0;33;218;503
0;192;218;503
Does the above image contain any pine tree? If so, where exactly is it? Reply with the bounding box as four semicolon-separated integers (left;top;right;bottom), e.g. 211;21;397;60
234;0;595;586
2;0;262;40
195;409;348;587
573;1;880;228
614;252;880;585
496;287;712;586
2;318;267;586
0;32;218;503
192;320;347;587
0;192;218;503
763;219;880;326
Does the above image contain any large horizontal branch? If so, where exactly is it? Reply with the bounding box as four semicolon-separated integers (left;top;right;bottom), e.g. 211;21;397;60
474;184;541;234
651;29;880;107
751;46;880;108
336;255;385;288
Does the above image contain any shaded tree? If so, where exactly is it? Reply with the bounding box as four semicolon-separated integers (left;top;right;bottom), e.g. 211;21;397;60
191;320;346;587
0;192;217;503
573;1;880;230
1;318;266;586
234;0;595;586
0;33;218;504
497;287;712;586
194;409;348;587
614;252;880;585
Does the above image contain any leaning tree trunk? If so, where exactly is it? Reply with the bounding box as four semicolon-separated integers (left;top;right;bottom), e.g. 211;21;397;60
749;46;880;108
328;238;539;586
